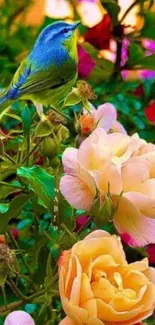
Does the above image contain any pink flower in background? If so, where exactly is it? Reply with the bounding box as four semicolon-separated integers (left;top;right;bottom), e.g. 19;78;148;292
142;39;155;53
79;102;126;135
78;45;95;78
4;311;35;325
75;215;90;231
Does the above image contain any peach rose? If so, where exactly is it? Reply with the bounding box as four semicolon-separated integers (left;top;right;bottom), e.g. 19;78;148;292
113;152;155;247
59;231;155;325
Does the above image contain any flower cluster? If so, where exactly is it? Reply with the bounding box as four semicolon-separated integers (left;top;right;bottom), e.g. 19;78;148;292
60;110;155;247
58;230;155;325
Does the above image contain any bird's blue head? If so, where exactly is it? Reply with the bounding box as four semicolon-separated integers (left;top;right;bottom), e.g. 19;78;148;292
36;21;80;50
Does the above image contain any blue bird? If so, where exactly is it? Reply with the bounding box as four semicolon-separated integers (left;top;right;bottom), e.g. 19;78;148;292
0;21;80;119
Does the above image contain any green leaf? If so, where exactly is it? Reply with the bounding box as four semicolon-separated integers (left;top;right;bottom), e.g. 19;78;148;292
29;236;47;269
128;43;145;67
101;0;120;25
58;193;74;230
134;54;155;70
5;113;22;122
140;12;155;40
21;105;32;136
0;203;9;213
17;165;55;214
33;246;50;284
35;119;54;138
63;88;81;107
0;194;33;233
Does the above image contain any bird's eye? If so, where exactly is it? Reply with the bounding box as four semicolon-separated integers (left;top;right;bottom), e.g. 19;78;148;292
62;28;69;34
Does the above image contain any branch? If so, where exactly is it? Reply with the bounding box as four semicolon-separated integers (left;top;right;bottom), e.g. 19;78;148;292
0;288;59;315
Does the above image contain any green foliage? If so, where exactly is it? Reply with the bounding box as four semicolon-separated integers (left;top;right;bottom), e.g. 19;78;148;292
17;166;55;214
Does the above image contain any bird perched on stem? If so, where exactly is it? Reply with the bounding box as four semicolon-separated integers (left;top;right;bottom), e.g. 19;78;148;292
0;21;80;119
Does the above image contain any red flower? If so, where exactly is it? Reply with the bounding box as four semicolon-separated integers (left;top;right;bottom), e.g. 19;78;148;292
12;228;19;240
133;84;145;97
146;244;155;264
84;14;112;50
145;100;155;123
78;45;95;78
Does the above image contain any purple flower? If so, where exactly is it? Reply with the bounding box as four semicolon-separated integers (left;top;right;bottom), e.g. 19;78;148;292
4;311;35;325
143;39;155;53
121;39;129;67
140;70;155;79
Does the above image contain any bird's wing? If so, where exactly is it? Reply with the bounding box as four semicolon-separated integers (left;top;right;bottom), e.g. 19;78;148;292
7;59;76;99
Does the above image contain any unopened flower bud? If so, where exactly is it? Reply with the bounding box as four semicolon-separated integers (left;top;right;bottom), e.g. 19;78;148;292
40;137;56;158
49;156;60;168
0;235;5;244
79;115;95;135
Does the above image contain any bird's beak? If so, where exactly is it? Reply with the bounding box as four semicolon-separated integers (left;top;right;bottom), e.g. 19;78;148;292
72;21;81;30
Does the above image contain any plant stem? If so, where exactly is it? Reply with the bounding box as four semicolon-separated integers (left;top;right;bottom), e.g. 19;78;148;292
0;181;24;189
5;153;16;164
0;287;59;315
8;230;34;281
8;278;27;300
26;132;30;167
21;138;43;164
120;0;139;24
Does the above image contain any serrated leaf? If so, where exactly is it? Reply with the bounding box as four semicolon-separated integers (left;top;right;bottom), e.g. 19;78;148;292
0;194;33;233
17;165;55;214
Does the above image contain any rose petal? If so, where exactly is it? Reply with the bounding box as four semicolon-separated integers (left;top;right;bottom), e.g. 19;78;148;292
62;148;78;174
60;168;96;210
59;317;78;325
94;103;117;132
111;121;127;134
114;195;155;247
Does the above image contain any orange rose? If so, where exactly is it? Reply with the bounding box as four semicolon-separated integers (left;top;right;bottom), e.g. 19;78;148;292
59;231;155;325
